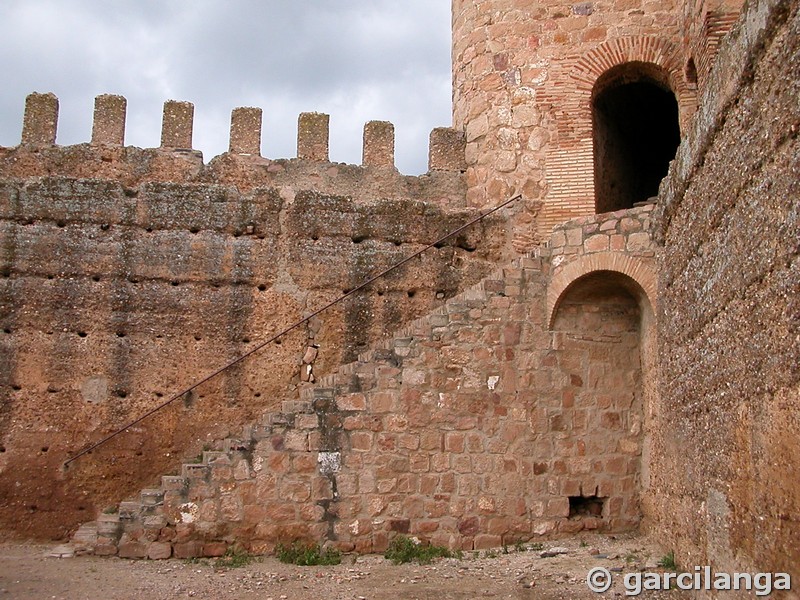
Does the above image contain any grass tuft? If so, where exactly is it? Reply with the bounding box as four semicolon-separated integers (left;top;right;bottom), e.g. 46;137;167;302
657;550;678;570
214;546;258;569
384;535;453;565
276;542;341;566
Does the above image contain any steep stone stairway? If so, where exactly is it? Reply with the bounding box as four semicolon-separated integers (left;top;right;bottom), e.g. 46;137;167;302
69;254;545;558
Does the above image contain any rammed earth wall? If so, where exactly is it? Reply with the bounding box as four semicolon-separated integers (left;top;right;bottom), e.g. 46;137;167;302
0;106;510;539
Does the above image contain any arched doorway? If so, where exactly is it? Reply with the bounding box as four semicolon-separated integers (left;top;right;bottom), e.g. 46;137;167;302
592;62;681;214
549;270;654;530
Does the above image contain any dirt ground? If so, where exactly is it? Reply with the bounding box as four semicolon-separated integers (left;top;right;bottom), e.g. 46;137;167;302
0;533;690;599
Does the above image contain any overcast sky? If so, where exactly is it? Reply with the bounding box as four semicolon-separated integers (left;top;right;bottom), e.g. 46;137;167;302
0;1;452;175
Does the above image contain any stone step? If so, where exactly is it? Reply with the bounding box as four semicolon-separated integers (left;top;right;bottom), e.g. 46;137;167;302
96;513;122;539
282;399;313;413
202;451;230;465
161;475;187;491
118;501;142;519
181;463;209;479
72;521;98;545
140;489;164;506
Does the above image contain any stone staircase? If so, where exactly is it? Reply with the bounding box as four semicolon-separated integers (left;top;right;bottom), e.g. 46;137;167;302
69;254;546;559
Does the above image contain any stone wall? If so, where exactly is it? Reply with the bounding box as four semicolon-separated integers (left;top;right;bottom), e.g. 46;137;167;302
0;98;511;539
72;207;659;558
652;0;799;578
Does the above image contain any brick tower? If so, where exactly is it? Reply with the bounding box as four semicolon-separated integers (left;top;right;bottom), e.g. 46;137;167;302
451;0;739;249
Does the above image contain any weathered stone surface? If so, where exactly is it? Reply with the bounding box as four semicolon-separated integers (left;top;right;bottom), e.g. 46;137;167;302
117;542;147;559
147;542;172;560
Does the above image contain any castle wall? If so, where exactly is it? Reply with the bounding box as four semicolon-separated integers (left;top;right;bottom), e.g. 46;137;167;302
652;0;799;576
451;0;696;245
0;100;509;539
74;206;658;558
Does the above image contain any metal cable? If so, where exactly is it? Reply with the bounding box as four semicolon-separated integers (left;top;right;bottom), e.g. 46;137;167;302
63;193;522;467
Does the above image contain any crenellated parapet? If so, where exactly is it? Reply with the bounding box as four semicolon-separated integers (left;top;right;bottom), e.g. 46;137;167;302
2;92;467;180
21;92;59;146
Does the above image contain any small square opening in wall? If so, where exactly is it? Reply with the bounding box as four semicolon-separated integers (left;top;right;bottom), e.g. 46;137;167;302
569;495;606;517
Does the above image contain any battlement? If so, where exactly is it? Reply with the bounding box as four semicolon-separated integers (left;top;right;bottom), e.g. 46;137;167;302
8;92;465;174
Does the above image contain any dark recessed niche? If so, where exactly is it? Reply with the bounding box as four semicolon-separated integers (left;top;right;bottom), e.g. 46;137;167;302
257;284;267;292
46;274;54;280
78;331;87;338
274;339;282;345
128;277;139;284
311;234;319;241
569;495;606;518
11;384;21;391
211;281;221;288
456;239;477;252
242;337;250;344
194;335;202;341
3;328;11;334
115;390;128;398
155;392;163;398
116;331;126;338
40;446;49;453
393;240;402;247
170;280;179;287
685;57;698;84
407;290;416;298
100;223;110;231
145;227;153;233
0;446;5;453
342;289;352;295
56;220;66;228
352;235;366;244
377;291;385;297
189;227;200;234
92;275;101;282
254;392;261;398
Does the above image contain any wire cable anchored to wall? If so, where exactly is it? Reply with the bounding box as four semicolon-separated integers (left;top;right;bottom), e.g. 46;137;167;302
63;194;522;468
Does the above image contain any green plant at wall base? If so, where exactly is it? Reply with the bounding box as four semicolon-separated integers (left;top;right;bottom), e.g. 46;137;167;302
276;542;341;566
657;551;678;571
384;536;452;565
214;546;258;569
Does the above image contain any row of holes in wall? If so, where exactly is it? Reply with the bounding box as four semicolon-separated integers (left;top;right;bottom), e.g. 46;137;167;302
0;270;445;297
5;385;265;402
8;219;480;251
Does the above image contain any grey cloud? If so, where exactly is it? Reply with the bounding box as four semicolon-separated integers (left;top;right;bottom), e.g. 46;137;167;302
0;1;451;174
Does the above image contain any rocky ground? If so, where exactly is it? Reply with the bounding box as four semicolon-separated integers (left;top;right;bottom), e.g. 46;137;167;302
0;533;691;599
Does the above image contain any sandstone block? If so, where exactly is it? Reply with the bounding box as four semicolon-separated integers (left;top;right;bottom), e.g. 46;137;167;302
147;541;172;560
118;541;147;559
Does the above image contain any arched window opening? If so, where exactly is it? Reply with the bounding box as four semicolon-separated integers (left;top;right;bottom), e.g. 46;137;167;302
592;62;681;214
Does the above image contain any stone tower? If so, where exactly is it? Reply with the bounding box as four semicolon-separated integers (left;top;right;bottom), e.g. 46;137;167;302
451;0;740;249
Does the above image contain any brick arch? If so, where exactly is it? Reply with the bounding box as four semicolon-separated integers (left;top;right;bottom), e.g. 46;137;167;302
570;36;697;132
547;252;657;329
